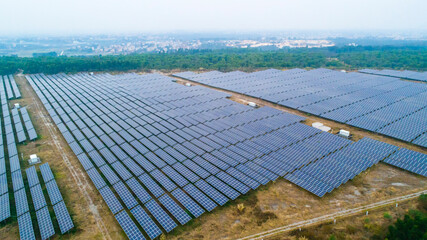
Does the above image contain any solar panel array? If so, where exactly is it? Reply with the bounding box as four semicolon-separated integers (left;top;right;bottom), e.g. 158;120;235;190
2;75;21;99
26;166;55;239
26;71;418;239
173;69;427;148
40;163;74;233
359;69;427;82
20;107;38;141
22;163;74;239
286;137;399;197
1;75;25;224
383;148;427;177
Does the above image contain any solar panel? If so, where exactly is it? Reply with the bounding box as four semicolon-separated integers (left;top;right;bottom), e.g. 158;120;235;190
53;201;74;234
183;184;217;212
36;206;55;240
115;210;146;240
138;174;164;198
25;166;40;187
195;180;228;206
39;163;55;183
86;169;107;191
0;173;8;195
26;70;427;239
171;188;205;218
161;165;189;187
159;194;191;225
45;181;64;205
145;200;177;232
77;153;94;171
30;184;47;211
18;212;36;240
0;193;10;222
113;181;138;209
14;188;29;217
99;165;120;185
150;169;177;192
99;187;123;214
126;177;152;203
130;205;162;240
111;161;132;181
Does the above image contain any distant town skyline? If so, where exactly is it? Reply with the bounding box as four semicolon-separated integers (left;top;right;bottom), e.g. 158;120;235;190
1;0;426;35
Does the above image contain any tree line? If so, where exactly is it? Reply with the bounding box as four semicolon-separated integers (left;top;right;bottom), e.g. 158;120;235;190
0;46;425;75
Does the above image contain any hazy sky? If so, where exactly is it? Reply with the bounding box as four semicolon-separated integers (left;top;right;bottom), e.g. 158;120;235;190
1;0;426;35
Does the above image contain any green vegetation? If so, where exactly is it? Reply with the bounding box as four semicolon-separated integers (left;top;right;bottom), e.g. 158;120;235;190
0;46;426;75
385;194;427;240
386;210;427;240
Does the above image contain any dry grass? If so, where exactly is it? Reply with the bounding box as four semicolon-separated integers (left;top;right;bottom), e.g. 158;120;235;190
268;199;421;240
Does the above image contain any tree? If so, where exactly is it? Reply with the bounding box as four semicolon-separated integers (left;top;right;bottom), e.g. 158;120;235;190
386;210;427;240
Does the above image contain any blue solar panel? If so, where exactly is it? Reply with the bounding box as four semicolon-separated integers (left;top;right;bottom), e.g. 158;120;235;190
130;205;162;240
138;174;164;198
115;210;146;240
195;180;228;206
226;167;260;190
0;174;8;195
113;181;138;209
159;194;191;225
77;153;94;171
30;184;47;211
45;180;63;205
99;165;120;185
206;175;240;200
126;177;152;203
36;206;55;240
25;166;40;187
183;184;217;212
161;165;189;187
99;187;123;215
145;200;177;232
53;201;74;234
14;188;29;217
111;161;133;181
150;169;177;192
171;188;205;218
172;162;200;183
0;193;10;222
86;168;107;190
39;163;55;183
18;212;36;240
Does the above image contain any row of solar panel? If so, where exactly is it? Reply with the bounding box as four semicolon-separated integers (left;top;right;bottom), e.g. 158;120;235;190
2;75;21;99
383;148;427;177
0;76;17;223
286;138;399;197
21;164;74;240
174;69;427;148
359;69;427;82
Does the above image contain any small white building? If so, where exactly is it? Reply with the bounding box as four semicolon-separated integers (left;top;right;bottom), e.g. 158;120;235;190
28;154;41;165
247;102;257;108
338;129;351;138
312;122;331;132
